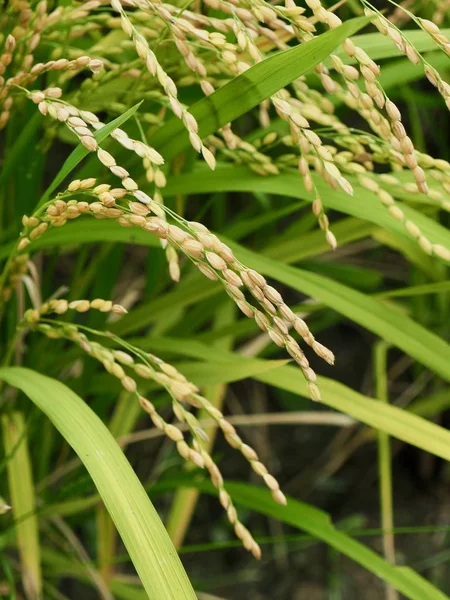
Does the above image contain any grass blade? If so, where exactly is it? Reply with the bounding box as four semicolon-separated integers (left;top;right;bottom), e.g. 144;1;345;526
334;29;450;63
139;336;450;464
194;481;450;600
0;113;42;192
1;412;42;599
152;17;370;159
260;366;450;462
164;165;450;256
0;367;197;600
225;242;450;382
38;101;143;207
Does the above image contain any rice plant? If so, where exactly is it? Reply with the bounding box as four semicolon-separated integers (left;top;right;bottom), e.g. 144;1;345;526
1;0;450;598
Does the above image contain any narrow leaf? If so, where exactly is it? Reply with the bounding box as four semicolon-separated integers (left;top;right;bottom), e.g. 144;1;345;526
0;367;197;600
164;165;450;255
2;412;42;599
141;336;450;464
226;242;450;383
203;481;450;600
38;101;143;206
152;17;370;159
335;29;450;63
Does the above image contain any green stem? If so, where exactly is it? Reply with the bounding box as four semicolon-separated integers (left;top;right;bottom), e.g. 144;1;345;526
374;341;399;600
0;329;21;405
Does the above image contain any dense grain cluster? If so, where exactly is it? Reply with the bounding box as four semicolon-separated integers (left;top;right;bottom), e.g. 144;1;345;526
22;302;290;558
16;173;333;400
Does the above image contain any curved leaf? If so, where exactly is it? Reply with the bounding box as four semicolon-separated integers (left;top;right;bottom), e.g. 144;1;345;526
38;101;143;206
152;17;370;159
139;336;450;463
0;367;196;600
197;481;449;600
227;242;450;383
335;29;450;63
164;165;450;255
260;366;450;463
0;219;159;260
2;412;42;599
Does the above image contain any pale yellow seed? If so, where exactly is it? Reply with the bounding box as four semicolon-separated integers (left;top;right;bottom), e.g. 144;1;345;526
198;263;218;280
206;251;227;271
135;364;154;379
268;328;285;347
165;424;183;442
418;236;433;255
122;177;138;191
94;184;111;195
405;220;421;238
29;222;48;240
293;317;310;338
69;300;90;312
247;269;266;288
53;300;69;314
99;300;113;312
263;473;280;491
182;239;204;258
121;376;137;393
18;238;30;251
264;285;283;305
114;351;134;365
189;450;204;468
388;205;405;221
81;136;97;151
169;225;190;243
272;489;287;505
433;244;450;261
312;341;335;365
307;382;321;401
90;298;106;310
110;363;125;379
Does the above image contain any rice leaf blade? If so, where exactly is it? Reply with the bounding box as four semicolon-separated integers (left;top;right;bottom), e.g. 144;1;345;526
38;101;143;207
2;412;42;600
0;367;197;600
153;17;370;159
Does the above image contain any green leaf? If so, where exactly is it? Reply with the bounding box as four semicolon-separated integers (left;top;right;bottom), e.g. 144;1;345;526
89;356;289;397
0;219;159;261
114;274;220;337
0;367;196;600
334;29;450;64
197;481;449;600
38;101;143;207
380;280;450;298
379;52;449;91
152;17;370;159
373;229;440;278
0;113;42;192
140;336;450;463
259;366;450;463
266;217;375;264
35;218;159;251
2;412;42;599
164;165;450;256
41;547;148;600
174;358;289;386
226;241;450;383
